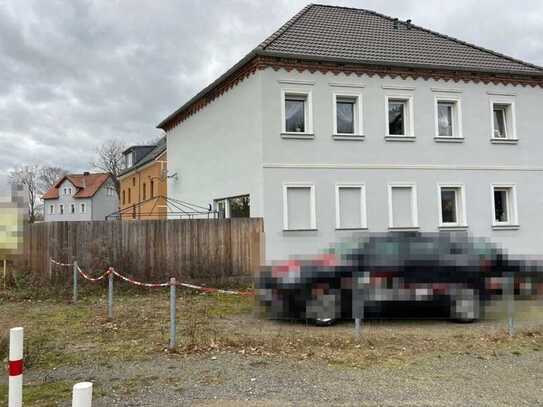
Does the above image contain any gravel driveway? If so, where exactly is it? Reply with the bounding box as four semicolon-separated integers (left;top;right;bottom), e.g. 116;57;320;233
24;346;543;406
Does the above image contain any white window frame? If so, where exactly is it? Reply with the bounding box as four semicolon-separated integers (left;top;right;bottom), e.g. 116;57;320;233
489;98;517;142
281;88;313;137
332;92;364;138
282;183;317;231
434;96;463;141
490;184;519;228
59;204;64;215
437;183;467;228
70;203;75;214
335;183;367;230
387;183;419;229
49;205;55;215
80;203;86;214
385;94;415;140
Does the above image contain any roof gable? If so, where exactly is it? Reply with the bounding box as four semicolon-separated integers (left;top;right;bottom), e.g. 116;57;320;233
119;137;167;177
42;173;110;200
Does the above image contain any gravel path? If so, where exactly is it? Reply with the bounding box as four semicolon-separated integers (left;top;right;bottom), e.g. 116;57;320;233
24;347;543;406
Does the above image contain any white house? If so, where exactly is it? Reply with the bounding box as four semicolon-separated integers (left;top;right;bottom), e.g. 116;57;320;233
158;4;543;261
42;172;118;222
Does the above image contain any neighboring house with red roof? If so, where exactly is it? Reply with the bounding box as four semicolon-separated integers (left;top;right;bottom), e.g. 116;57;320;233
42;172;119;221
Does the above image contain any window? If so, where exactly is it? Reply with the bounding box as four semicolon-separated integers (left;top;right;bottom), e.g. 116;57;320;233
438;184;466;227
69;188;72;195
143;183;147;200
435;97;462;139
333;93;363;137
59;204;64;215
386;95;414;139
128;188;131;204
150;180;154;199
64;188;67;195
335;184;367;229
214;195;250;219
49;205;54;215
283;184;316;230
281;90;313;136
132;177;136;187
122;190;126;205
229;195;250;218
388;184;418;229
126;152;133;168
70;204;75;214
490;100;516;141
216;199;227;219
491;185;518;227
80;203;86;214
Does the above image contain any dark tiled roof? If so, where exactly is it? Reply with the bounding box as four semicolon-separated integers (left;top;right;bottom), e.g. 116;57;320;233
157;4;543;130
119;137;167;177
259;4;543;75
42;173;110;200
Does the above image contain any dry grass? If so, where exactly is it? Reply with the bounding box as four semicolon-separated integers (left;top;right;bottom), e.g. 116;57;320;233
0;288;542;375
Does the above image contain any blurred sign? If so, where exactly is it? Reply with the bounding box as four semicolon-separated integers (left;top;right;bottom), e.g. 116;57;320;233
0;203;23;256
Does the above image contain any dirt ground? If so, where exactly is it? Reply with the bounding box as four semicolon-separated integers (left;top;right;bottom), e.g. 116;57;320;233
1;289;542;406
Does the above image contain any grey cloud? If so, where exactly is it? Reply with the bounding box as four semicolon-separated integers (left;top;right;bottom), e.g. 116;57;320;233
1;0;543;198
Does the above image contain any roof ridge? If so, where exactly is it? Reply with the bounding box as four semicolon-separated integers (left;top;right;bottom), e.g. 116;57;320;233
258;4;315;50
307;3;543;73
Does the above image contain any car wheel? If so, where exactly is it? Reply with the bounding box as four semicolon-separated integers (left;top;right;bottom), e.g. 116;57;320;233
450;289;480;322
314;317;336;326
306;290;341;324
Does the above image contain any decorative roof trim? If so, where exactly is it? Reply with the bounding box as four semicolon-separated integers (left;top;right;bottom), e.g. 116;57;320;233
159;55;543;132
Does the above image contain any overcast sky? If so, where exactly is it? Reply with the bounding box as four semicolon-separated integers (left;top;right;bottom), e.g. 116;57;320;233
1;0;543;200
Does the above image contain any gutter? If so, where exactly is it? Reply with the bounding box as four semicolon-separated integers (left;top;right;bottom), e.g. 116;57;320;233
157;48;543;131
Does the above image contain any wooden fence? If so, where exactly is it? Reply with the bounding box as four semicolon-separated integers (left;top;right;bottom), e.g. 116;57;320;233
21;218;264;286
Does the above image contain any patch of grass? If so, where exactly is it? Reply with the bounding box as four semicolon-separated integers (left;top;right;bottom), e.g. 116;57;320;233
2;288;543;378
0;384;7;405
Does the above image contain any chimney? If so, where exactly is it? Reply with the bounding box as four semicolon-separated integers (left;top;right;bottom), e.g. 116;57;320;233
393;18;399;29
82;171;90;188
406;19;412;29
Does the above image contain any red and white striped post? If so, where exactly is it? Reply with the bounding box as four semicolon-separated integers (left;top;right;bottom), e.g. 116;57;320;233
8;327;24;407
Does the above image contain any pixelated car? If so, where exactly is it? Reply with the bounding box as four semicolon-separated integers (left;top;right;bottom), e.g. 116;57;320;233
256;232;543;324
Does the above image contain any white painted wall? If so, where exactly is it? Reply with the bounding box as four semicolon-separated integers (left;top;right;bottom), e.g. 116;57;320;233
167;71;264;217
166;66;543;262
260;68;543;259
91;178;118;220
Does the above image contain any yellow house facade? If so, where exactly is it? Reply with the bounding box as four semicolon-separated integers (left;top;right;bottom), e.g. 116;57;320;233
118;139;167;220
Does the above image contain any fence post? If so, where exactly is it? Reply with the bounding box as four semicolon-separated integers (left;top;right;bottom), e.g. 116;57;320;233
73;261;78;303
169;277;177;351
48;257;52;283
506;272;515;337
3;258;6;290
8;327;24;407
72;382;92;407
108;269;113;321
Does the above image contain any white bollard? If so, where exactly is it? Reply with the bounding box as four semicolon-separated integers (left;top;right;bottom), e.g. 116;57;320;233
8;327;24;407
72;382;93;407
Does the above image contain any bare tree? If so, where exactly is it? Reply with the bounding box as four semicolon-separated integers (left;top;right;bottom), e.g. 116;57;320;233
91;140;126;197
39;166;67;194
9;166;41;223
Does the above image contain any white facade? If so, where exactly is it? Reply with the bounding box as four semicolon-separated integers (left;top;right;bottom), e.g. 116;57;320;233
44;178;118;222
167;67;543;261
